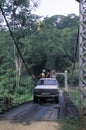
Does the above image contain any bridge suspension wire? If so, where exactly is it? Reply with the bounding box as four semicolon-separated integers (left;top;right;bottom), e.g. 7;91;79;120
0;4;35;81
72;29;79;76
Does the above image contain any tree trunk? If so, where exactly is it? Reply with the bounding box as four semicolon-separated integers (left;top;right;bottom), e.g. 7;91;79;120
14;44;22;87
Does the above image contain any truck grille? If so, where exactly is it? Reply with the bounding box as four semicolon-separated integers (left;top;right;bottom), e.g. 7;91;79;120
35;89;59;95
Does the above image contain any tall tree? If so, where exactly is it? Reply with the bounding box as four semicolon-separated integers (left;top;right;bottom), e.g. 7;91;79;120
0;0;40;87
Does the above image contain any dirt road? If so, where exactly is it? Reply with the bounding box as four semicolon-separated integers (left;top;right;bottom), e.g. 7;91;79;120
0;120;61;130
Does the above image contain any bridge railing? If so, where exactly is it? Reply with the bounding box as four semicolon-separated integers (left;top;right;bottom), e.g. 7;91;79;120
56;70;68;91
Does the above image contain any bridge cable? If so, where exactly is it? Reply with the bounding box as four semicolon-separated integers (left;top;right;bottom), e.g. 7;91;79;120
0;4;35;81
71;29;79;85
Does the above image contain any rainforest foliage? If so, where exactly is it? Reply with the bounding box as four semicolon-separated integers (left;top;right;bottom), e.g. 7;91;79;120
0;0;79;111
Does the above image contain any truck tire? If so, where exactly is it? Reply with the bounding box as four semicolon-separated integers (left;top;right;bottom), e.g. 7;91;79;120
34;96;38;103
40;98;44;104
55;96;59;104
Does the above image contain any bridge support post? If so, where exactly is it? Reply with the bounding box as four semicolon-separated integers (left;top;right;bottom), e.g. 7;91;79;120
56;70;68;91
76;0;86;129
65;70;68;92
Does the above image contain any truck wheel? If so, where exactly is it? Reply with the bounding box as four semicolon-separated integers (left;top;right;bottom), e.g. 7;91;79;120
55;97;59;104
34;96;38;103
40;98;43;104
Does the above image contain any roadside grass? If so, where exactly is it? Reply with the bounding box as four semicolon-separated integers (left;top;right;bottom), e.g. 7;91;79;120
69;87;79;107
69;87;86;108
60;87;81;130
60;117;81;130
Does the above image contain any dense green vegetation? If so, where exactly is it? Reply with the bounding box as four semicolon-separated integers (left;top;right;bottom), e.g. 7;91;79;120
0;0;79;111
61;117;80;130
69;87;79;107
61;88;81;130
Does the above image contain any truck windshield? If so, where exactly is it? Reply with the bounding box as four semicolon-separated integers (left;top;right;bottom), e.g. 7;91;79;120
38;79;58;85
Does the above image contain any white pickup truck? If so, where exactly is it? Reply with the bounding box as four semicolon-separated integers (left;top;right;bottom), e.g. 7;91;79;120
33;78;59;103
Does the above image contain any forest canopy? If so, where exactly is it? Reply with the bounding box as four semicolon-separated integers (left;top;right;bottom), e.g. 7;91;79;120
0;0;79;110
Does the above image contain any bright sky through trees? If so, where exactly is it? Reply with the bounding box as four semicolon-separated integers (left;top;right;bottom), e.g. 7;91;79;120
34;0;79;17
